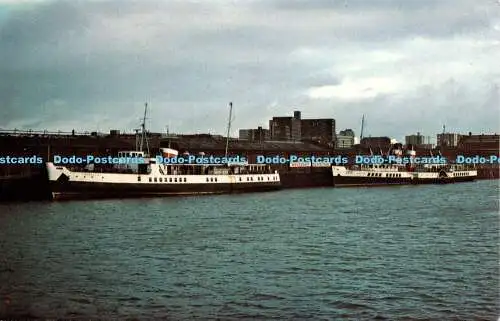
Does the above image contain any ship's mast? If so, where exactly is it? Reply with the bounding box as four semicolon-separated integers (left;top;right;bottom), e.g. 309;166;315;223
166;125;171;148
140;102;150;155
134;128;140;151
360;114;365;141
225;102;233;158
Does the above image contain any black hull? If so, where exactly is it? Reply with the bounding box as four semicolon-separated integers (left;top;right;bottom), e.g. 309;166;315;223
332;176;476;187
49;181;282;201
411;176;476;185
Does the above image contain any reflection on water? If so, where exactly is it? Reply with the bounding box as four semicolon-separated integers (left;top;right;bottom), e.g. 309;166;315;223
0;181;498;319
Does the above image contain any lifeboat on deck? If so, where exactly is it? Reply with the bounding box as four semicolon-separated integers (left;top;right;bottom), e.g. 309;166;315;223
160;148;179;158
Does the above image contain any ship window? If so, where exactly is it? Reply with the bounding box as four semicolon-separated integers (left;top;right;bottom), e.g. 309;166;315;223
175;178;177;182
149;177;152;182
169;178;172;182
206;178;209;182
159;178;163;182
210;178;213;182
247;177;249;181
239;177;242;181
154;177;157;182
261;177;263;181
215;178;217;182
184;178;187;182
138;176;141;182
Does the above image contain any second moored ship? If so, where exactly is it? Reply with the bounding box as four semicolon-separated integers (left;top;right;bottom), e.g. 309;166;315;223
331;145;477;187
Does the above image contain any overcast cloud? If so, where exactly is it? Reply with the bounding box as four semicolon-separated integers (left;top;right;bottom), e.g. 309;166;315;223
0;0;499;141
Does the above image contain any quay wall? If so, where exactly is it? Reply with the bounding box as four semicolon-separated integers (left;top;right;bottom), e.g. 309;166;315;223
0;132;498;201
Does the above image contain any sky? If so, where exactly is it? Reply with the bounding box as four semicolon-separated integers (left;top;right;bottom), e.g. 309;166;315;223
0;0;499;142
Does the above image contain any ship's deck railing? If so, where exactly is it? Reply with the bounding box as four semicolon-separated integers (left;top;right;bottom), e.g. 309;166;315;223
0;129;101;137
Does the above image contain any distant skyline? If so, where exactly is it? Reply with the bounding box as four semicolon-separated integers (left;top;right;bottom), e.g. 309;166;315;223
1;0;499;143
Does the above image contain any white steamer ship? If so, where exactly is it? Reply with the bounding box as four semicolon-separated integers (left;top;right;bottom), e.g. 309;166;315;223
46;103;281;200
332;145;477;187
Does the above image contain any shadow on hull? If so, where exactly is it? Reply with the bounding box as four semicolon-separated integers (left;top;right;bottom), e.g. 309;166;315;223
332;176;476;187
49;181;282;201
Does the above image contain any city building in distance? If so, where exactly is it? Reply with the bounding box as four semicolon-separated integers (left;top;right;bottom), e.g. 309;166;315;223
269;111;302;141
360;136;392;149
336;129;355;149
268;111;336;146
405;132;435;149
238;126;270;142
437;132;462;147
458;132;500;155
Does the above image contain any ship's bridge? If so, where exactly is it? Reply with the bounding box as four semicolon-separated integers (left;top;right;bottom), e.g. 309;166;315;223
114;151;147;172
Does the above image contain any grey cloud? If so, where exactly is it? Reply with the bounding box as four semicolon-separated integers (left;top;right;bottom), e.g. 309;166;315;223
0;0;498;138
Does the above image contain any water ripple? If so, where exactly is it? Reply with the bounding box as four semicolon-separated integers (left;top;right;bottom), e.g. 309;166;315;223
0;181;498;320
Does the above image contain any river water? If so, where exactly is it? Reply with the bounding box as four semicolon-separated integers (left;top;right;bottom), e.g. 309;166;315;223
0;180;498;320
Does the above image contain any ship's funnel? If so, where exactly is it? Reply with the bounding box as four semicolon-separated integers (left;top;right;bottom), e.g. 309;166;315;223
161;148;178;158
406;150;416;157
